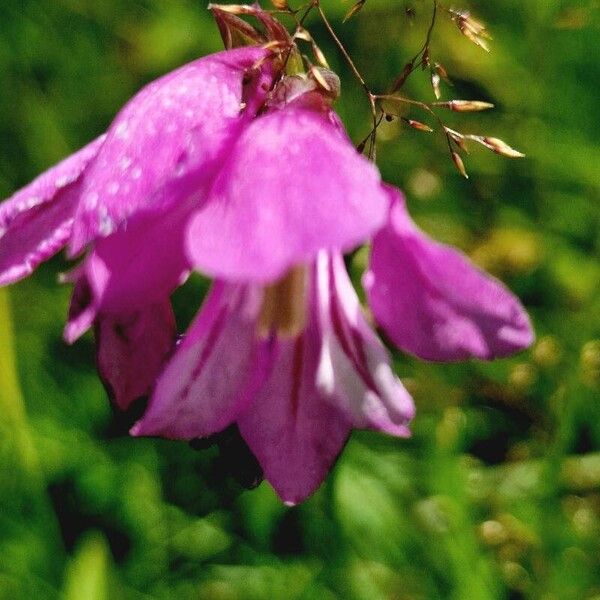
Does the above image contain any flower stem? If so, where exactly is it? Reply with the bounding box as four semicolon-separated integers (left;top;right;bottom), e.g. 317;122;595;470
0;288;43;485
315;1;379;158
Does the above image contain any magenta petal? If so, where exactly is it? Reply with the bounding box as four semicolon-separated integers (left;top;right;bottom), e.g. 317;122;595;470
95;300;176;410
0;136;104;285
316;253;414;437
0;194;78;286
63;195;196;345
0;136;104;230
238;327;352;505
64;268;99;344
186;107;388;282
70;47;271;253
131;282;269;439
89;203;194;314
365;187;534;361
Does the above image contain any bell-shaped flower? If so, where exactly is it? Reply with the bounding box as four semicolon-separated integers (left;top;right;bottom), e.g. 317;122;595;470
0;8;534;502
132;252;414;504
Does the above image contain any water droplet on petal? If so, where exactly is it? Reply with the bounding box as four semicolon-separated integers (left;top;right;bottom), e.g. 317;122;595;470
85;192;99;209
119;156;132;171
55;175;70;188
98;207;113;236
115;122;129;139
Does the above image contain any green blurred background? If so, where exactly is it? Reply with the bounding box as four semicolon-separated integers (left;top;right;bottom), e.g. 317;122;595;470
0;0;599;598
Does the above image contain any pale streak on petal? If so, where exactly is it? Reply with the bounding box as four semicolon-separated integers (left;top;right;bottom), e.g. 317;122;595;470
316;251;414;436
238;283;351;505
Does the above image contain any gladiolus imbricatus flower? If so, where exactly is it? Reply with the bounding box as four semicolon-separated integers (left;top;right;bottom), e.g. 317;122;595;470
0;5;533;502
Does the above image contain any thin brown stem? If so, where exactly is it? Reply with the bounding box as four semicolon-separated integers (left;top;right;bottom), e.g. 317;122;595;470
376;93;459;157
356;112;384;157
376;94;444;129
315;1;380;157
410;0;438;64
392;1;438;91
296;1;315;27
316;3;364;87
278;1;316;75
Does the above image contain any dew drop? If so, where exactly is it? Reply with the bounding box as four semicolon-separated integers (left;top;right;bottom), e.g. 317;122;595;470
55;175;70;188
119;156;132;171
115;122;129;139
85;192;99;209
98;207;113;236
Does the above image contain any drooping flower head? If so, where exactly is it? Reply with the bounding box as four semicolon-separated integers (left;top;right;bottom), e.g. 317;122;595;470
0;4;533;503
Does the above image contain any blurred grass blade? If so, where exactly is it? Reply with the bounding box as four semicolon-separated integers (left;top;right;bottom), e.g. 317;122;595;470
63;533;111;600
0;288;26;423
0;288;42;482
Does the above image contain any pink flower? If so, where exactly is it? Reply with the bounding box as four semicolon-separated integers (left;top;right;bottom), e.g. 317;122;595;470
132;252;414;504
129;183;533;503
1;46;282;408
0;39;533;502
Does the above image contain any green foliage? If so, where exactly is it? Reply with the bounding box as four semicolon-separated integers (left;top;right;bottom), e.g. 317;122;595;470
0;1;599;598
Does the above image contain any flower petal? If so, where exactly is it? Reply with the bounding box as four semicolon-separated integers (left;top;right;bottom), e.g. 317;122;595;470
70;47;272;253
63;188;201;343
0;136;104;231
96;203;192;311
131;282;270;439
64;268;99;344
316;252;414;437
0;136;104;285
237;324;352;505
365;186;534;361
186;107;388;282
95;300;176;410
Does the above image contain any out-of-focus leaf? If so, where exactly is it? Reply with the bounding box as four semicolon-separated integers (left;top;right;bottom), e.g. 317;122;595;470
63;533;110;600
